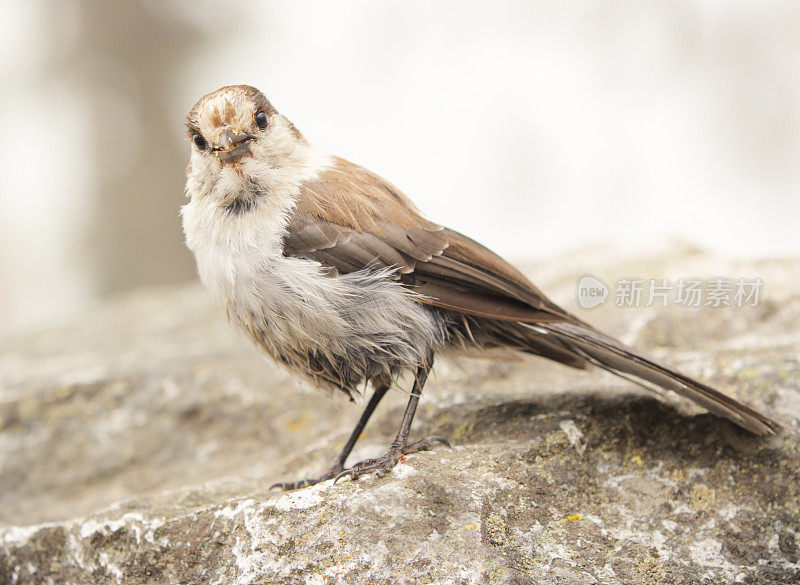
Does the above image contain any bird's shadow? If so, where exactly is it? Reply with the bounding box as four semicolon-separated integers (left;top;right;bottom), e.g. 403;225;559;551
409;391;781;466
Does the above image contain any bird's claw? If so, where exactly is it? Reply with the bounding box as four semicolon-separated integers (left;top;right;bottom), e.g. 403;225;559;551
333;435;452;484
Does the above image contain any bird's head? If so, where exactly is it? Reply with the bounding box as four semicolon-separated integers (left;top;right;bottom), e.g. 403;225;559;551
185;85;310;205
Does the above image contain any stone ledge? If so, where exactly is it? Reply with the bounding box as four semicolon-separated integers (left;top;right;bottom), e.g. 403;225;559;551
1;245;798;584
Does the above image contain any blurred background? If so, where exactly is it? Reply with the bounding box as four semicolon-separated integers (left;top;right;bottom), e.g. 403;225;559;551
0;1;798;334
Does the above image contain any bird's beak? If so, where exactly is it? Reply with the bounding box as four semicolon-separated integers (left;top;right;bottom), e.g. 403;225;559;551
211;128;253;163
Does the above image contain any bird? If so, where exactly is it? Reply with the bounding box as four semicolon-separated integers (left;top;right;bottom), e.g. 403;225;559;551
181;85;779;490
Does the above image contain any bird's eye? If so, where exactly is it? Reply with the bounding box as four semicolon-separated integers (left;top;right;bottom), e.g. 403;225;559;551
192;133;207;151
255;110;268;130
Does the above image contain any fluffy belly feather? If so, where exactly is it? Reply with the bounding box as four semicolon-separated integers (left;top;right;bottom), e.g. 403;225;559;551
192;228;444;391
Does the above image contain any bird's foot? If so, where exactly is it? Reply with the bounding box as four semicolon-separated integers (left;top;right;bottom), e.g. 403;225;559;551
334;436;451;484
269;465;343;491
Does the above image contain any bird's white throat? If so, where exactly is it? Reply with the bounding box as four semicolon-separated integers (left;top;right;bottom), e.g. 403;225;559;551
181;141;332;309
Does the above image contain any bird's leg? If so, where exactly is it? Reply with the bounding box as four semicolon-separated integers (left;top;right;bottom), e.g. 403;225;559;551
270;378;391;491
334;353;450;484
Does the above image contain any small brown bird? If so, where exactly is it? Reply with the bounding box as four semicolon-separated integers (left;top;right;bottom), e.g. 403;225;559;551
182;85;778;490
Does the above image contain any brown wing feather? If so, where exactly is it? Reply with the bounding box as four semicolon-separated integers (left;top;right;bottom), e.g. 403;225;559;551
294;156;437;234
287;157;572;323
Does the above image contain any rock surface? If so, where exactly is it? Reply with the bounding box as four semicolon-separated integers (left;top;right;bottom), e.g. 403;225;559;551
1;243;798;584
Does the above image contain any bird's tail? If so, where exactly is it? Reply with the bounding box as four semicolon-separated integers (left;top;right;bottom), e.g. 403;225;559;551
523;321;779;436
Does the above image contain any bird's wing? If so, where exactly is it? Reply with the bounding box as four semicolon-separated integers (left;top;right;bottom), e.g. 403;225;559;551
284;157;577;324
283;156;779;436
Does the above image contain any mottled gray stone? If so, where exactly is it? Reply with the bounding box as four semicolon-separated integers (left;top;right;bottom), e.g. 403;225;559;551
1;244;798;584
